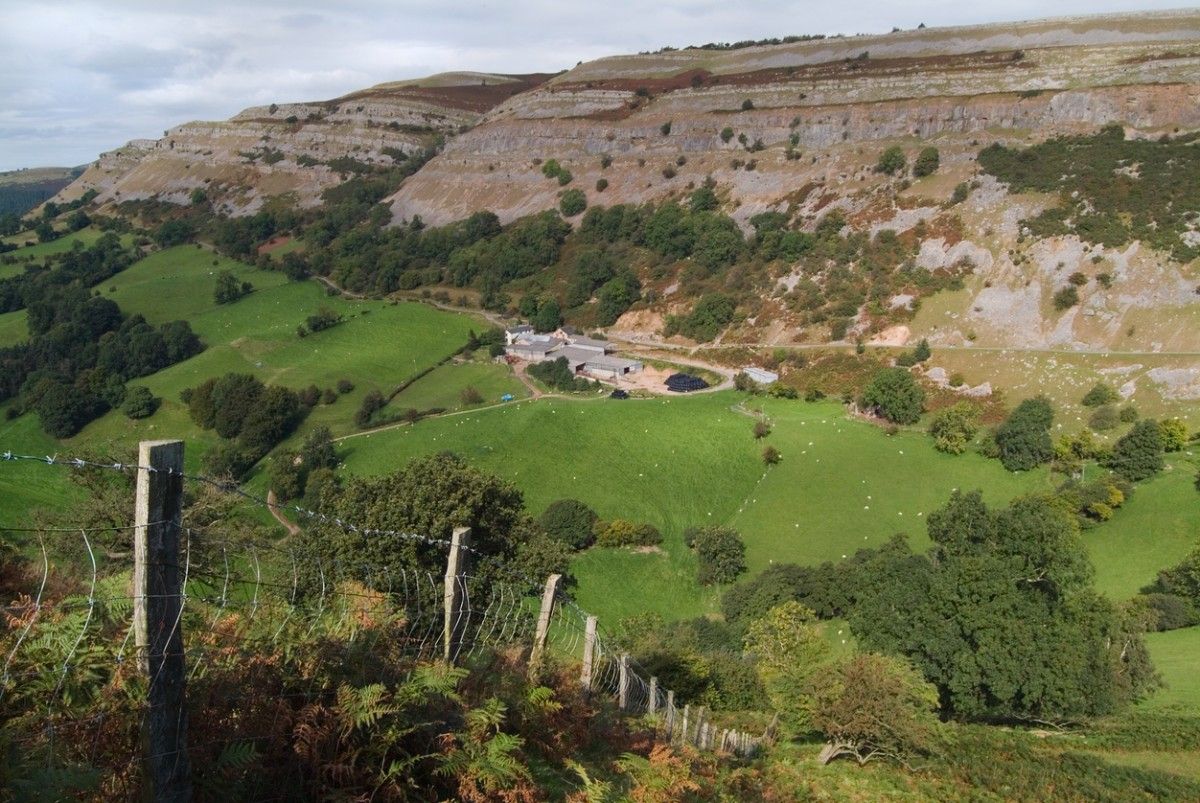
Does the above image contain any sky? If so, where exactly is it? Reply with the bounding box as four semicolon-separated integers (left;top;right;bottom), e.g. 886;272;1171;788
0;1;1189;170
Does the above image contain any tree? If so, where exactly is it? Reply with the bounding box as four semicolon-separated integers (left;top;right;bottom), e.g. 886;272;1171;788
851;491;1158;723
1053;286;1079;310
532;298;562;333
692;526;746;585
1088;404;1120;432
861;368;924;425
720;127;734;143
1159;419;1189;452
809;653;940;766
875;146;906;175
993;396;1054;471
1081;382;1119;407
689;184;718;212
1107;419;1165;481
538;499;598;550
927;402;979;454
120;386;159;419
300;426;338;471
214;270;251;304
912;147;940;178
293;453;531;594
743;601;830;732
558;189;586;217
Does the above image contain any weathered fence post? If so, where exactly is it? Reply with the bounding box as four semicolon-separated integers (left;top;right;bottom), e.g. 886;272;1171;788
648;676;658;715
528;573;561;676
580;615;597;696
664;690;675;737
134;439;191;802
443;526;471;663
681;705;690;744
693;707;706;747
617;654;630;711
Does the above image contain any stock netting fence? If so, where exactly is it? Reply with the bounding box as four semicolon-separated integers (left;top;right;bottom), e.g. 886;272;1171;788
0;441;765;799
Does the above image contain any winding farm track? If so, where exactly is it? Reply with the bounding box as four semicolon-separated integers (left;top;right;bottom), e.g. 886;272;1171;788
266;489;302;536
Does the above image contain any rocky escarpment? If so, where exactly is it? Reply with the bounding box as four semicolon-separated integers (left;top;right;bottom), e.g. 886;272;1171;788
54;72;550;214
387;10;1200;227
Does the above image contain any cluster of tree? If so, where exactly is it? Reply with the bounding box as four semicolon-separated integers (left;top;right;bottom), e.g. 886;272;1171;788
296;305;343;337
594;519;662;548
894;337;930;367
662;292;736;342
988;396;1054;470
518;295;562;332
1;285;202;436
213;269;252;304
1139;546;1200;632
979;125;1200;261
684;525;747;585
927;402;980;454
181;373;307;476
860;367;925;425
267;426;341;503
579;201;745;275
562;246;643;325
851;491;1157;722
0;232;136;314
527;357;596;392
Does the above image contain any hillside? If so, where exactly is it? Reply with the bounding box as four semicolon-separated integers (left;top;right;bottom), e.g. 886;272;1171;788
0;166;81;215
52;72;551;214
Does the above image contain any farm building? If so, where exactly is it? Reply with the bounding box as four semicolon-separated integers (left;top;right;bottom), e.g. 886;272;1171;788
742;366;779;385
505;329;642;380
504;325;534;345
665;373;709;393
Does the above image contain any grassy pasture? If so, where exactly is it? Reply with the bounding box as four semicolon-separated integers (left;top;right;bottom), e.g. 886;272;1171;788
0;246;483;519
1141;626;1200;711
386;359;530;414
0;309;26;346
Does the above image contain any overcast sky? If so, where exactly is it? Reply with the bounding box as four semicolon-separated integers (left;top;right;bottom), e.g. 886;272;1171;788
0;1;1188;170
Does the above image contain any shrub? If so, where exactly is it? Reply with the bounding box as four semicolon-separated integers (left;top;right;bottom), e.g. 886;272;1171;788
762;445;782;465
950;182;969;205
336;379;354;394
595;178;608;192
1088;404;1120;432
875;146;906;175
321;388;338;405
1053;286;1080;310
214;270;252;304
1141;593;1199;631
1081;382;1119;406
927;402;979;454
559;189;587;217
1107;419;1165;481
596;519;662;548
752;420;771;439
720;127;734;143
660;121;672;135
120;386;160;419
994;396;1054;471
459;385;484;405
1159;419;1189;452
741;99;755;111
686;526;747;585
539;499;599;550
1119;404;1139;423
912;147;940;178
861;368;924;425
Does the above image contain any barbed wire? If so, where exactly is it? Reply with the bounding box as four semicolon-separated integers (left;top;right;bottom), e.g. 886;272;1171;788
1;446;765;794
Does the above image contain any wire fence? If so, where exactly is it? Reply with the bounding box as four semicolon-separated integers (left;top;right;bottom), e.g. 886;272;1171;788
0;442;767;798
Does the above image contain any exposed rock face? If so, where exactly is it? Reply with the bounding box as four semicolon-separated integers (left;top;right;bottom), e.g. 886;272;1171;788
387;10;1200;226
54;72;550;214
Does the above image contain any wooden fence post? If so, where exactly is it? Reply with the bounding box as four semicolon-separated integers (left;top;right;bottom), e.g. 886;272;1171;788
681;705;690;744
664;690;675;736
617;654;630;711
693;707;706;747
528;573;561;675
580;615;597;696
648;676;658;715
134;439;191;802
443;526;471;663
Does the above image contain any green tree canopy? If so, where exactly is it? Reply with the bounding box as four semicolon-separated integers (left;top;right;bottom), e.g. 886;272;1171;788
861;368;925;425
1107;419;1165;481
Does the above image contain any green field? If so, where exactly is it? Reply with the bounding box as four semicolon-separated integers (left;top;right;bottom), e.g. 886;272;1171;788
0;227;116;278
1086;453;1200;600
1141;626;1200;711
728;397;1048;571
0;309;25;346
385;359;530;415
0;245;486;518
339;392;765;620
